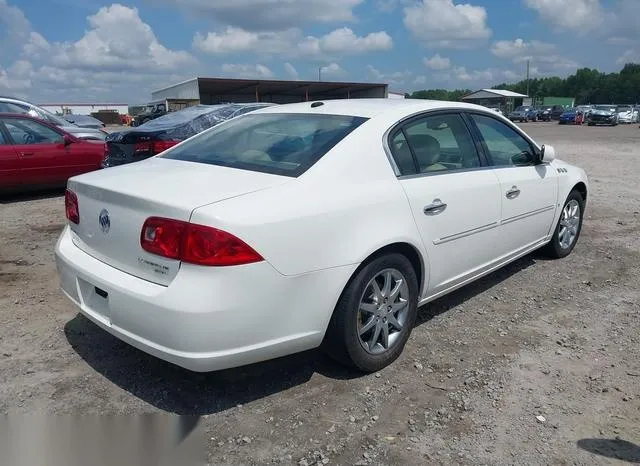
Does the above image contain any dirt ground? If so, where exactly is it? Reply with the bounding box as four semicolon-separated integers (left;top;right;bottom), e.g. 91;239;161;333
1;122;639;465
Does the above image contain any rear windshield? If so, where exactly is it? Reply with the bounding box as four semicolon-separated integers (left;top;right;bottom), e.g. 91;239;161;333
160;113;368;177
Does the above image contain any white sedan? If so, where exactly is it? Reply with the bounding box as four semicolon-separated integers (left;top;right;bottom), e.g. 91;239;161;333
55;99;588;373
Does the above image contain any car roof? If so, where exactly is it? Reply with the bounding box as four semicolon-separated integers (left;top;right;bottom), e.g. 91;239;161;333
250;98;492;119
0;96;33;105
0;112;36;118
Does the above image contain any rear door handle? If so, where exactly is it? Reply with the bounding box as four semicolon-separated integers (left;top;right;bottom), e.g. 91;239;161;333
506;186;521;199
20;152;35;157
423;198;447;215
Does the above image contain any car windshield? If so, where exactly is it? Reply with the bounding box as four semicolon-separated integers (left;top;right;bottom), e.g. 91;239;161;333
513;106;529;111
37;107;74;126
616;106;631;112
160;113;368;177
66;114;101;124
594;105;615;111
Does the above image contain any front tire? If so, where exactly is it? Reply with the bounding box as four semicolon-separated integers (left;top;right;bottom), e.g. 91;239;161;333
323;253;419;372
541;190;585;259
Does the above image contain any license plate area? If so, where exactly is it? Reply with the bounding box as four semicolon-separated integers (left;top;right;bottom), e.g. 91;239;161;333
78;277;111;322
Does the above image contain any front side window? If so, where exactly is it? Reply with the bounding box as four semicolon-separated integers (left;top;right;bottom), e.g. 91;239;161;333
161;113;368;177
469;114;536;167
2;118;63;145
390;113;480;175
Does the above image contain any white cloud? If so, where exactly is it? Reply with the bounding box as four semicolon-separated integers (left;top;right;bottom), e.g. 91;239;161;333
0;3;197;102
490;38;579;75
0;0;30;43
320;28;393;54
163;0;364;31
320;63;346;78
490;38;555;62
616;49;640;65
423;53;451;70
523;0;604;32
454;66;493;83
221;63;275;79
52;4;195;71
284;62;299;79
193;27;392;59
404;0;492;49
192;27;259;54
366;65;412;84
525;0;640;43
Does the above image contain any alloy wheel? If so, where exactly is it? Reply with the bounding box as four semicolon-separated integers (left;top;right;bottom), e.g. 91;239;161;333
357;268;410;355
558;199;581;249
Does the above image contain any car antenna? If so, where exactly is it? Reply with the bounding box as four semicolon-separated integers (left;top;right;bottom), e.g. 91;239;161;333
310;101;324;108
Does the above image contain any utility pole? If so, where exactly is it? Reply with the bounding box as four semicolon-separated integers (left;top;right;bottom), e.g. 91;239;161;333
526;59;530;97
318;67;322;82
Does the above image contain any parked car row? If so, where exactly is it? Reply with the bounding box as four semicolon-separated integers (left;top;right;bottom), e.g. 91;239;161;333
507;105;565;122
0;100;277;193
504;102;639;127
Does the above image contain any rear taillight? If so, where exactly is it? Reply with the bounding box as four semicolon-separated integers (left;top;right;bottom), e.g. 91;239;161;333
153;140;179;153
140;217;263;266
65;189;79;224
134;139;178;155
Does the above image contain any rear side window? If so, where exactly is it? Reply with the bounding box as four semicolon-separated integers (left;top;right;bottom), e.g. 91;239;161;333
389;113;480;175
161;113;368;177
2;118;63;145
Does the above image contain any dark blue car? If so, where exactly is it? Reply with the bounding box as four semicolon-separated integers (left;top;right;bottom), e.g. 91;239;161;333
558;108;577;124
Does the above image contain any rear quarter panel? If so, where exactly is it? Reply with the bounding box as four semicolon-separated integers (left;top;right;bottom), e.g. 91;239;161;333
189;117;428;278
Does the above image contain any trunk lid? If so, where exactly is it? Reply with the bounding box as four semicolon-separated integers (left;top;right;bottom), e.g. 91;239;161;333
67;158;290;286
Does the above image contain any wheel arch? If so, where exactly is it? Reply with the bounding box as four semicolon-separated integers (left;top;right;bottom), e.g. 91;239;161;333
321;240;426;346
572;181;587;202
348;241;426;299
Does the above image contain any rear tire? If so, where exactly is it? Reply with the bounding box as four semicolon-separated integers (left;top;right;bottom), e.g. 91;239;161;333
540;190;585;259
322;253;419;372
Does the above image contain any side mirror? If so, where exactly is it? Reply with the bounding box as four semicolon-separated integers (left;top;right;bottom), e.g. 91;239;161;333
63;134;74;146
540;144;555;163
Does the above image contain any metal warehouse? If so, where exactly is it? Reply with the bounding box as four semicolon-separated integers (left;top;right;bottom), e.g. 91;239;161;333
461;89;529;113
150;77;389;109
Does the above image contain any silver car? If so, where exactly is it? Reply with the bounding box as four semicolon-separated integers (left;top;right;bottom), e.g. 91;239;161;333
0;97;108;140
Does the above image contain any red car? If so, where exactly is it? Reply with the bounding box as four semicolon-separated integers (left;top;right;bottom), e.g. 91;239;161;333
0;113;105;192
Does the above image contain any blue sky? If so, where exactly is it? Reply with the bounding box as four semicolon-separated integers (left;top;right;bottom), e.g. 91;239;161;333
1;0;638;103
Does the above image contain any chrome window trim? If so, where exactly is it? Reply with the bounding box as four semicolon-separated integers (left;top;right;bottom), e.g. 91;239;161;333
382;107;487;178
398;165;492;180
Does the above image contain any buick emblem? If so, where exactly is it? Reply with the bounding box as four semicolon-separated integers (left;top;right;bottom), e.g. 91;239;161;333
98;209;110;234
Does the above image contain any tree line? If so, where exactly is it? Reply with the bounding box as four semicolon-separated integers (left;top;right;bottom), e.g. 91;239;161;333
408;63;640;105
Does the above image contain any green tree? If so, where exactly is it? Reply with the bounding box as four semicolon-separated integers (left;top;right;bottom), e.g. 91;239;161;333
409;63;640;104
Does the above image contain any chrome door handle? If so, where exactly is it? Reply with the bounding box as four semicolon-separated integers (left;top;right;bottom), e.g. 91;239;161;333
20;152;35;157
423;198;447;215
506;186;521;199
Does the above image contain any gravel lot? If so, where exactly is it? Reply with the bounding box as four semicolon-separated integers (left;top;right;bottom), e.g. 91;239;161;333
1;122;639;465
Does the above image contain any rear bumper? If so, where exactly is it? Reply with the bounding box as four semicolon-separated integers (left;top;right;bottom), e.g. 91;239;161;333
55;226;356;372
